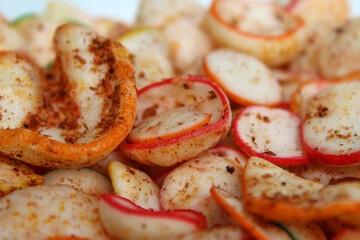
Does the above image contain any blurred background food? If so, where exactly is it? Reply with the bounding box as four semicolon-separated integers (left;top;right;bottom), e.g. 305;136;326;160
1;0;360;23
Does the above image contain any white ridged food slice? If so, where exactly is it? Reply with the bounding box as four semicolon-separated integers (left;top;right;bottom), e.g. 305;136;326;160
160;153;243;228
0;185;111;240
301;80;360;165
0;52;42;130
0;21;24;51
232;106;308;165
207;145;248;169
119;27;174;90
128;106;211;144
287;161;360;185
14;15;59;67
135;0;205;29
204;49;282;106
108;160;161;210
43;168;112;197
162;18;213;73
290;80;333;118
318;18;360;79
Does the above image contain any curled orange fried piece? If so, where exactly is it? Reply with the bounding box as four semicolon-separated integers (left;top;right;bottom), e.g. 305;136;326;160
0;24;136;168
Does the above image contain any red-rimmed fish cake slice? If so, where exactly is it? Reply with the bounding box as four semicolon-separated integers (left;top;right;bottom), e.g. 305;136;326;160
206;0;306;66
128;106;211;144
120;75;231;167
208;145;248;169
233;106;308;165
204;49;282;107
99;194;206;240
108;160;161;211
301;80;360;165
290;79;333;118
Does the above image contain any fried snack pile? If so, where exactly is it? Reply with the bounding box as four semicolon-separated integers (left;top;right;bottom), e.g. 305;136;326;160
1;0;360;240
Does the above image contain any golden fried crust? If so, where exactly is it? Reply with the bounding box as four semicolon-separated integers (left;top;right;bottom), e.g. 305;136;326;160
0;24;136;168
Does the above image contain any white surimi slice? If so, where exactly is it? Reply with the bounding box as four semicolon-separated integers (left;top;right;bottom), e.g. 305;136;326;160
218;1;296;36
134;77;225;127
135;0;205;29
160;153;243;228
207;145;248;169
0;185;111;240
0;52;42;130
0;21;24;51
43;168;113;197
204;49;282;106
288;161;360;185
302;80;360;165
290;80;333;118
233;106;307;165
14;16;59;67
128;107;211;144
119;27;175;90
318;18;360;79
163;18;213;73
55;24;108;138
108;160;161;210
120;27;170;56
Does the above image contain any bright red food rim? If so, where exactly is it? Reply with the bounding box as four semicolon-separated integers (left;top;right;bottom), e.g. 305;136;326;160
121;75;231;150
100;194;207;230
210;0;305;41
300;123;360;166
232;107;309;165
